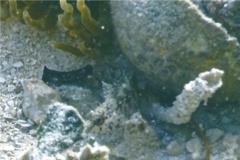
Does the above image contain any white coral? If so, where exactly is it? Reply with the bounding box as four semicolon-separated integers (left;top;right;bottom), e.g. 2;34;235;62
157;68;224;124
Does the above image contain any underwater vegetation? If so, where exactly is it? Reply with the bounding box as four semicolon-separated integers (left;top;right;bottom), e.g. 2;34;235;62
0;0;113;56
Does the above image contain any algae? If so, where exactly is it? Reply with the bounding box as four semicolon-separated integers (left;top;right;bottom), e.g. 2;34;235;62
1;0;113;56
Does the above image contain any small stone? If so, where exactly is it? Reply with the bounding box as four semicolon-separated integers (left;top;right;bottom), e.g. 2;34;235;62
206;128;224;144
7;85;16;92
7;100;15;108
0;135;8;143
4;106;16;117
16;119;33;128
2;61;8;66
26;58;37;66
29;129;37;136
186;138;202;154
17;108;24;119
166;140;185;156
221;117;232;124
10;68;17;75
222;134;239;148
186;138;204;159
25;38;30;44
12;25;20;33
2;145;15;151
0;76;6;83
13;61;23;68
22;78;61;124
14;83;23;94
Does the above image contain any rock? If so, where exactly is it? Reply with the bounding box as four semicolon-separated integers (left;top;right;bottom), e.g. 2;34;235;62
56;85;100;120
186;138;203;159
2;145;15;151
222;133;239;149
26;102;86;159
0;76;6;83
7;85;16;92
206;128;224;144
124;112;160;150
166;140;185;156
110;0;240;103
221;116;232;124
13;61;23;68
22;78;61;124
7;100;15;108
222;133;240;159
192;0;240;41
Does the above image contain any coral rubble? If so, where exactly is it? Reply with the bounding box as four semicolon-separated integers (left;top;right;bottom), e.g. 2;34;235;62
155;68;224;124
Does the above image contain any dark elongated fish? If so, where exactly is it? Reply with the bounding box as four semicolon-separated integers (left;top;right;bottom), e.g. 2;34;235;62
42;65;94;87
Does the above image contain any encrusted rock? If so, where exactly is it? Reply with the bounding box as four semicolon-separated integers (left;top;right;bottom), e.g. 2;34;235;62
111;0;240;103
192;0;240;40
124;112;160;147
23;102;86;159
22;78;61;124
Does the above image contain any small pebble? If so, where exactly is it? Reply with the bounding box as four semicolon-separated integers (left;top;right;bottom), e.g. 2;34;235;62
26;58;37;66
7;100;15;108
222;134;239;148
221;117;232;124
186;138;204;159
25;38;30;44
10;68;17;75
29;129;37;136
12;25;20;33
16;119;33;128
0;76;6;83
186;138;202;154
0;135;8;143
206;128;224;144
17;109;24;119
2;61;8;66
13;62;23;68
14;84;23;94
166;140;185;156
7;85;16;92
